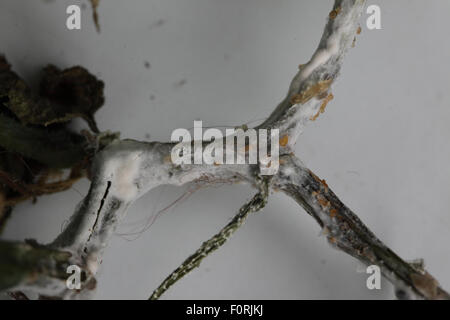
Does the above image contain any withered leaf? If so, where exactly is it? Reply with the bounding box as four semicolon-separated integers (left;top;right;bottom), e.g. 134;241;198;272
39;65;105;132
0;56;104;132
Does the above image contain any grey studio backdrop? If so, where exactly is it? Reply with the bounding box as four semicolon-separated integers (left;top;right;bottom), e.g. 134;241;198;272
1;0;449;299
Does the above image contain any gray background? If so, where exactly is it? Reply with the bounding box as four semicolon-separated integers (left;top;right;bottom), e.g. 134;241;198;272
1;0;449;299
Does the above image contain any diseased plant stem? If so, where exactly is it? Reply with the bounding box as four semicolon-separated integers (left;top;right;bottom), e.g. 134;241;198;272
275;155;450;300
150;175;270;300
1;0;449;300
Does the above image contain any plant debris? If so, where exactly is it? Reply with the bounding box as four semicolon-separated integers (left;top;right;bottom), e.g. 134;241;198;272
0;57;104;132
90;0;101;33
290;79;333;105
0;55;105;233
39;65;104;132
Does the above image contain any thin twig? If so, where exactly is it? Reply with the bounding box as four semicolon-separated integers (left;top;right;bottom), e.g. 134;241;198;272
149;176;270;300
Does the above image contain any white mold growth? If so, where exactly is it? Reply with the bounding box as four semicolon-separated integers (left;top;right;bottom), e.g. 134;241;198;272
103;151;143;203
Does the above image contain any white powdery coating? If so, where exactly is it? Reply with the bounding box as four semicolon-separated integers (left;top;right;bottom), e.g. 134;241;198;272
37;0;372;300
86;252;100;275
262;0;365;149
300;33;340;81
280;163;297;177
103;151;143;202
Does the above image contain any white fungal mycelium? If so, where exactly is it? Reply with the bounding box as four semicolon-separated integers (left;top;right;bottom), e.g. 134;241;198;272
102;150;143;203
12;1;441;301
51;0;367;296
